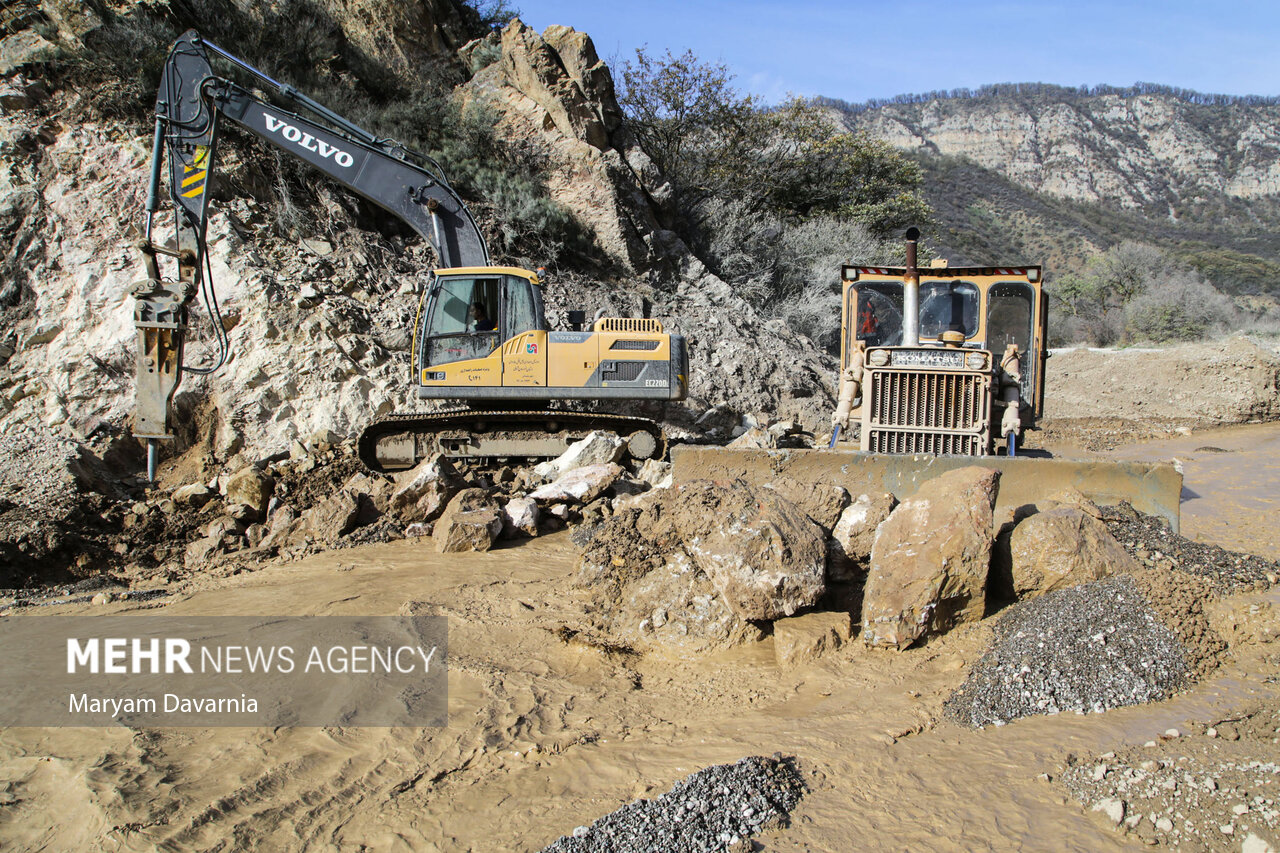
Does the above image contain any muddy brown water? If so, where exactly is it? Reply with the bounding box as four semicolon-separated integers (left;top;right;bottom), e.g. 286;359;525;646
1;425;1278;852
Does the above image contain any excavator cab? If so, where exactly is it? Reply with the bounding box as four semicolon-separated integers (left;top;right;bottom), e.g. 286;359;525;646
417;268;547;378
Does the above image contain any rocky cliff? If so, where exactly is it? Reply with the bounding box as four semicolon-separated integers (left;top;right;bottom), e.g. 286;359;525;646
0;0;837;497
837;92;1280;211
833;90;1280;290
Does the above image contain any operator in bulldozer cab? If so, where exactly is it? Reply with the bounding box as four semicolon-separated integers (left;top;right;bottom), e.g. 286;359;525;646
858;301;880;346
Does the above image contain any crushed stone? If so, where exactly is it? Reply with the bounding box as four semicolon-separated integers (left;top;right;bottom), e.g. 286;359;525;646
541;755;805;853
946;575;1191;728
1103;502;1279;594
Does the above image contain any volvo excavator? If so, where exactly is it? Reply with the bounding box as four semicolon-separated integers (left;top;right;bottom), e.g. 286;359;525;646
132;31;687;480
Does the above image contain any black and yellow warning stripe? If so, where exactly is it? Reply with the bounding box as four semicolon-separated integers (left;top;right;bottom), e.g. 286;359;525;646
181;146;209;199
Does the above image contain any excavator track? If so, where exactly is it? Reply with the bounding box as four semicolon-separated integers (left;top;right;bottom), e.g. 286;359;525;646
357;409;667;473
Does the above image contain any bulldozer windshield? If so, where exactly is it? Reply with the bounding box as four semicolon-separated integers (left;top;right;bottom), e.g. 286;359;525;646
854;283;905;348
920;280;979;338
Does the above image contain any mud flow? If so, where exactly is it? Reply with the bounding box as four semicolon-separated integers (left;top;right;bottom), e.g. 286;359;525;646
0;426;1277;852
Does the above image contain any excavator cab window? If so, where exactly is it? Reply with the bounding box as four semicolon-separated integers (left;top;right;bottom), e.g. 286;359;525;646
920;280;979;339
422;276;501;367
988;281;1036;398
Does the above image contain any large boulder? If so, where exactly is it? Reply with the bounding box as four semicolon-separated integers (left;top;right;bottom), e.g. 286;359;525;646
670;480;826;621
172;482;214;509
862;467;1001;650
761;478;850;533
533;431;625;482
306;490;377;543
389;454;461;523
572;480;826;648
501;496;540;539
225;467;274;520
597;551;763;653
433;488;503;553
529;462;625;504
828;492;897;582
1009;506;1141;598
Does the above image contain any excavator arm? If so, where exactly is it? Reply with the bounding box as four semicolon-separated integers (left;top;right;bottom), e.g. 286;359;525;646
134;30;489;478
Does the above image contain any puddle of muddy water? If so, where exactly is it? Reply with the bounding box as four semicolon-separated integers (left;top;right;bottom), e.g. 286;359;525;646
1096;423;1280;560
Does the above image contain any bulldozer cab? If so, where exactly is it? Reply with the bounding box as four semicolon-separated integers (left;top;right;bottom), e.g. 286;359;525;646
842;265;1048;418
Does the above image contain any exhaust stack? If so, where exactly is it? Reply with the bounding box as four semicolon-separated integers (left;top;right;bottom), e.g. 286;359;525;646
902;226;920;346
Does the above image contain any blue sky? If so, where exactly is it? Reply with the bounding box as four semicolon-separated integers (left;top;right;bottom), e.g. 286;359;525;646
519;1;1280;105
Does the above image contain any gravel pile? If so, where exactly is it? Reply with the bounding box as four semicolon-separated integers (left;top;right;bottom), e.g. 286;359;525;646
1060;701;1280;850
1103;502;1280;593
542;755;805;853
946;575;1190;728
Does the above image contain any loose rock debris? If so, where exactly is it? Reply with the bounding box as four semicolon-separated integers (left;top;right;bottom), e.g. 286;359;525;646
1103;502;1280;593
1061;699;1280;851
542;755;806;853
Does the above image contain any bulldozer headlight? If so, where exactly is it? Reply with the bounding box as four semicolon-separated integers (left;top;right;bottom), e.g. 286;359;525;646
965;352;988;370
868;349;890;367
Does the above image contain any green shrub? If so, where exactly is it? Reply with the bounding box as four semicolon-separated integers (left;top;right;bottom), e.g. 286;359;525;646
1125;272;1235;342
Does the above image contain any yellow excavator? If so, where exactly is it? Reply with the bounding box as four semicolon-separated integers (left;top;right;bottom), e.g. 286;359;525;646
132;31;687;480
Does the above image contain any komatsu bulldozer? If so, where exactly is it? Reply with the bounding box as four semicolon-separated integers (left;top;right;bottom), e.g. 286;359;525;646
831;227;1044;456
670;229;1185;531
132;32;686;480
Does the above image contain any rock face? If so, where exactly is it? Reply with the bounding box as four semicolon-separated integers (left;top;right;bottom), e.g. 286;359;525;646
840;93;1280;207
862;467;1001;650
1010;506;1141;598
828;492;897;582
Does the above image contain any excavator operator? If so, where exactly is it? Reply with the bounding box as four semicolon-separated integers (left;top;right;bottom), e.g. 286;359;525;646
469;302;496;332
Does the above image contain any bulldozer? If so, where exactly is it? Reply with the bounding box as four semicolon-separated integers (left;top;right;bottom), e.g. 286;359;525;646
831;227;1043;456
671;229;1185;531
132;32;687;481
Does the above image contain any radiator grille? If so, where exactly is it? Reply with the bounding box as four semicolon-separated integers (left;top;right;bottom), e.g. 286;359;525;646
596;317;663;333
609;339;661;351
866;368;991;455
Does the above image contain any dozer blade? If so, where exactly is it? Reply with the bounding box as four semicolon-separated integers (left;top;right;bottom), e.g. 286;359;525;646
670;448;1184;532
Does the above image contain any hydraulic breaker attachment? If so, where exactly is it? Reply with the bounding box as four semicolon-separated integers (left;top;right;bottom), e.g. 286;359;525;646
132;276;194;481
